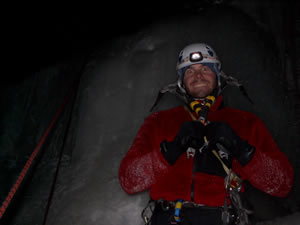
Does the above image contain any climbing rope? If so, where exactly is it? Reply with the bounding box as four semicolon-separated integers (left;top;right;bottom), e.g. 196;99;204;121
0;55;89;223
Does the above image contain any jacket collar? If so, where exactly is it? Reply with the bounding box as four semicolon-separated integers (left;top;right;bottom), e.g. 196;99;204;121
184;95;223;121
210;95;223;112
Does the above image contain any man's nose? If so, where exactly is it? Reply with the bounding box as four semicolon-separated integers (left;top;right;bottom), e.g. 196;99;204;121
195;70;204;79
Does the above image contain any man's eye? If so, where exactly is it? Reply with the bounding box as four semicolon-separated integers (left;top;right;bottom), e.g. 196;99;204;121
186;69;194;75
203;66;212;73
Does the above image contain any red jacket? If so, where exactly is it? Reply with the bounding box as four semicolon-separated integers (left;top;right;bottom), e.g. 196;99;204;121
119;96;293;206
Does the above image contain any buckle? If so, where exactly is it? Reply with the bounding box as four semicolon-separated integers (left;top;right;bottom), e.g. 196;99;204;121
186;147;196;158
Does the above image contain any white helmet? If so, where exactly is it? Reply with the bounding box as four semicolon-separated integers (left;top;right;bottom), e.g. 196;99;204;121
176;43;222;93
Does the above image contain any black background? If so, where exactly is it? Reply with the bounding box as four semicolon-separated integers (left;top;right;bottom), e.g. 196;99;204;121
5;0;215;82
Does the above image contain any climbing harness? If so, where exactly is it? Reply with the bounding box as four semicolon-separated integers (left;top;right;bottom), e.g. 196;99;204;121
142;199;225;225
141;199;185;225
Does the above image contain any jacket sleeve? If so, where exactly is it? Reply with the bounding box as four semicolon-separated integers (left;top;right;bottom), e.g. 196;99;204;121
118;112;171;194
236;115;294;197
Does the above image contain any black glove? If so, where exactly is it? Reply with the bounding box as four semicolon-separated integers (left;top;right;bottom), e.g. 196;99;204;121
161;121;205;165
205;122;255;167
193;144;233;177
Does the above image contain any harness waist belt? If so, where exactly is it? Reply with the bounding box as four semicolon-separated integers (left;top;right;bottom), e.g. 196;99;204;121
156;199;224;210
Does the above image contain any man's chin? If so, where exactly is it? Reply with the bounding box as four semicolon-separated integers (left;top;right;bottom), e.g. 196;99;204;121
190;93;211;99
189;89;213;98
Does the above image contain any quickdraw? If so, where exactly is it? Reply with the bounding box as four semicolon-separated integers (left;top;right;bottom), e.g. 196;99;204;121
141;199;156;225
223;171;252;225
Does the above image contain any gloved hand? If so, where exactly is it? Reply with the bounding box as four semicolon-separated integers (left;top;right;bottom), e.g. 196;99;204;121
205;122;255;167
160;121;205;165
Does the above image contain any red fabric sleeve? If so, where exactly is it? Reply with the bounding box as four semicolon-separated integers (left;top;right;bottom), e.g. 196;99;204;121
118;112;171;194
235;114;294;197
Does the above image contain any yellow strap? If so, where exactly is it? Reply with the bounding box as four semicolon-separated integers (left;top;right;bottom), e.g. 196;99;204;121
206;95;215;102
184;106;197;121
204;136;242;185
189;101;200;111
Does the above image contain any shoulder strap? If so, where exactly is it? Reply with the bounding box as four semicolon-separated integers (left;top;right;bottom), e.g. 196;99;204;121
184;106;198;121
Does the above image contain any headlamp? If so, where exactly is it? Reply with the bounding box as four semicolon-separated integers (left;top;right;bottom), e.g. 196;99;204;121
189;52;203;62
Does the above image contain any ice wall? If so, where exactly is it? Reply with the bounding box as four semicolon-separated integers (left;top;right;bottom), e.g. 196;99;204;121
8;6;299;225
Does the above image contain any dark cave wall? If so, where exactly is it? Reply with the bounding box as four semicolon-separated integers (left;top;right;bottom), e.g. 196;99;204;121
1;1;299;224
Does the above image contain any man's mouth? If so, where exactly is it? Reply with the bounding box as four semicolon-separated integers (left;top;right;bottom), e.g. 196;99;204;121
193;83;207;88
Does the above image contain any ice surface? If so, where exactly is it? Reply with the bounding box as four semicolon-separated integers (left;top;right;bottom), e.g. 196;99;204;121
7;6;300;225
47;8;299;225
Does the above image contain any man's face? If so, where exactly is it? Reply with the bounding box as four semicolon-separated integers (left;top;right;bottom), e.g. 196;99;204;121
183;64;217;98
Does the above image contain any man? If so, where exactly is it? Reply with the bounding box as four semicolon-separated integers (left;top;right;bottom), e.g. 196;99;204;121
119;43;293;225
